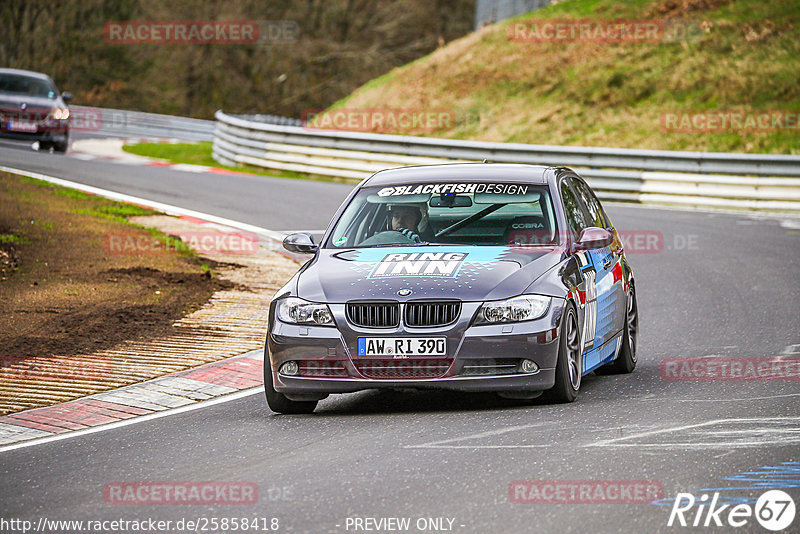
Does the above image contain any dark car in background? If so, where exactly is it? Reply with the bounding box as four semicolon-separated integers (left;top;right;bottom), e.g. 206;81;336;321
265;164;638;414
0;68;72;152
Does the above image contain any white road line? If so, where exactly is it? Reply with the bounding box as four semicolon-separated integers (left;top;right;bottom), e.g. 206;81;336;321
587;416;800;449
0;165;288;243
781;344;800;355
0;387;262;454
405;423;551;449
671;392;800;402
407;445;556;449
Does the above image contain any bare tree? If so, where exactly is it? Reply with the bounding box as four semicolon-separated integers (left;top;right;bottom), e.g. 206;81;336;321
1;0;475;117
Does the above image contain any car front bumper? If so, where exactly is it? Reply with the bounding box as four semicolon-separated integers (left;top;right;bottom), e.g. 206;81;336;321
267;299;565;397
0;121;68;143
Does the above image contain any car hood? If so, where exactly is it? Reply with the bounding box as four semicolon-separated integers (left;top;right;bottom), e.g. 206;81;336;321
296;246;563;303
0;94;60;115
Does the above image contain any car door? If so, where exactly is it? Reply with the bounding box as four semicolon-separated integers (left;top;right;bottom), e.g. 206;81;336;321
570;177;626;342
559;177;598;373
560;176;619;372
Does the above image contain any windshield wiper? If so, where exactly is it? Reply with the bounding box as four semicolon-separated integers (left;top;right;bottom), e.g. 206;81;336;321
434;204;504;238
371;242;430;248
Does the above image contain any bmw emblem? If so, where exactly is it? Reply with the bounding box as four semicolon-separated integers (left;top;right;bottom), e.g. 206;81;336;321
397;288;412;297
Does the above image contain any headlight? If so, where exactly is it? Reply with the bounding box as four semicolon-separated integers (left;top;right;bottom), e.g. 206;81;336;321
51;108;70;120
276;297;334;326
476;295;551;324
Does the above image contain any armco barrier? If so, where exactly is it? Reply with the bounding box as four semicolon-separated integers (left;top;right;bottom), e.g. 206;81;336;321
211;110;800;212
70;106;215;142
68;107;295;143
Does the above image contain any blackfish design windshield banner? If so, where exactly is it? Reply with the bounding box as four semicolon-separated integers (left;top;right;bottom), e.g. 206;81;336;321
376;183;531;196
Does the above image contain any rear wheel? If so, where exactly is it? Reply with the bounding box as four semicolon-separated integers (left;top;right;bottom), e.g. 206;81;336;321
53;141;68;153
264;369;317;414
542;302;581;403
597;285;638;375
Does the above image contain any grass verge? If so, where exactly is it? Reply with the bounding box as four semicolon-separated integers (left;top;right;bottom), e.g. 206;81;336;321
0;171;230;360
122;141;350;183
328;0;800;154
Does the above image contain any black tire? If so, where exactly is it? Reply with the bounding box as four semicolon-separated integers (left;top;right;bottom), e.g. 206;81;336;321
264;368;317;414
542;301;581;403
53;141;68;153
597;285;638;375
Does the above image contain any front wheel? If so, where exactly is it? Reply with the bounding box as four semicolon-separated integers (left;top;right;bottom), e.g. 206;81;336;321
264;369;317;414
542;301;581;403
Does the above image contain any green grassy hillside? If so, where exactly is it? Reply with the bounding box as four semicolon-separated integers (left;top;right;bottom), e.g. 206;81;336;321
327;0;800;153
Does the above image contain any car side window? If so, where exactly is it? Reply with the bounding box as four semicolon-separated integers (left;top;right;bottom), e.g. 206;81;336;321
572;178;609;229
560;179;590;240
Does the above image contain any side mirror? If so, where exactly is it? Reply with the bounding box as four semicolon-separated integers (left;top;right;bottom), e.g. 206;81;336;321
573;227;613;251
61;92;73;103
283;232;318;254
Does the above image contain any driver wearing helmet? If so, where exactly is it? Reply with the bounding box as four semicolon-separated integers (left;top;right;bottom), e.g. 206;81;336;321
387;203;431;243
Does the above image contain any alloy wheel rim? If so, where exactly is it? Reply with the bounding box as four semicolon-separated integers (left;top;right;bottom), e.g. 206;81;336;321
627;290;638;362
566;310;581;390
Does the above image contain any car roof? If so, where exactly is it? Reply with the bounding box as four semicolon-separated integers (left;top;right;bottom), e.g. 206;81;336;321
0;68;54;81
363;163;552;187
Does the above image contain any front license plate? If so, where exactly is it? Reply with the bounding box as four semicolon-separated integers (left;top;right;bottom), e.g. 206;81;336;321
8;121;37;132
357;337;446;357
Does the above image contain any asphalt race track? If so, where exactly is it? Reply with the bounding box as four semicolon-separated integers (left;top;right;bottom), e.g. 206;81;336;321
1;142;799;533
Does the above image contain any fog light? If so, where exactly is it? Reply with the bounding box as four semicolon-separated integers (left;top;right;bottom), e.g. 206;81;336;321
521;359;539;373
279;361;299;376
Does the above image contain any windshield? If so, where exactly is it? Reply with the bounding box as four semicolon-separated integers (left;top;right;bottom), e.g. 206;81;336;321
327;182;558;248
0;74;58;99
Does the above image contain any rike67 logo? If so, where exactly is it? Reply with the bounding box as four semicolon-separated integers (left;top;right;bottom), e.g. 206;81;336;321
668;490;796;531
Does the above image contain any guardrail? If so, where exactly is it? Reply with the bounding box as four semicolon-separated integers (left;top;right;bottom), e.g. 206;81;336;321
71;106;215;142
212;110;800;212
69;107;302;143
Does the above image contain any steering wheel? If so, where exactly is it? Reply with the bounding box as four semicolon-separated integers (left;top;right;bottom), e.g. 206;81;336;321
359;230;415;246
